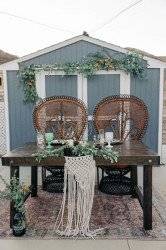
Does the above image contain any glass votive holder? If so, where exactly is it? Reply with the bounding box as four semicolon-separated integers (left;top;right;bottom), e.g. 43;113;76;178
99;129;105;145
45;132;54;150
105;132;114;145
66;139;74;147
37;132;45;149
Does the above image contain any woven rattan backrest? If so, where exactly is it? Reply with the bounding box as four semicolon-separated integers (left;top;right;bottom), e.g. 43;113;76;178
93;95;148;141
33;96;88;140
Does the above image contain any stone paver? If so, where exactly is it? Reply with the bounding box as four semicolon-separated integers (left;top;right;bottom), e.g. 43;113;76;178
128;240;166;250
0;240;130;250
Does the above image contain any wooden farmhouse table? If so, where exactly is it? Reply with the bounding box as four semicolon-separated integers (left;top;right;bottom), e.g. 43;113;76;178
1;141;160;230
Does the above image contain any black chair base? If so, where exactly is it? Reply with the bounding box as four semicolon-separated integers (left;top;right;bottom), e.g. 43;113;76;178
43;174;64;193
99;175;132;195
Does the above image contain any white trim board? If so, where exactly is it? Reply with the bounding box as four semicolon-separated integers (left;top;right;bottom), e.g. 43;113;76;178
3;70;10;151
0;61;19;70
158;68;164;156
82;77;88;139
120;73;130;95
77;74;83;100
161;144;166;161
35;72;46;99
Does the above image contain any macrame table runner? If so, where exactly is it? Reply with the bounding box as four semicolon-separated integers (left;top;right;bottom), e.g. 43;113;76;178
54;155;103;237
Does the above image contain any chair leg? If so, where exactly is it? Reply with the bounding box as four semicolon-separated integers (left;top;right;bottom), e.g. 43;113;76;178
42;166;46;190
131;166;138;198
102;169;104;178
97;167;100;188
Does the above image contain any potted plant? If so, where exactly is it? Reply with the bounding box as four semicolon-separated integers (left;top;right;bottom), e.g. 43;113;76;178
0;174;29;236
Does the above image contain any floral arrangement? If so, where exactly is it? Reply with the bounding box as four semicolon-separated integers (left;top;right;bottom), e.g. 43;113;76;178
0;174;29;213
19;51;147;103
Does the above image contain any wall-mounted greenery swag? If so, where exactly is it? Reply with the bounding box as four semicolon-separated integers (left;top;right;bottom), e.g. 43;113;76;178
19;51;147;104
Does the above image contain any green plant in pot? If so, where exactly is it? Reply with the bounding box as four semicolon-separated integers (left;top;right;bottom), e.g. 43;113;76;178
0;174;29;236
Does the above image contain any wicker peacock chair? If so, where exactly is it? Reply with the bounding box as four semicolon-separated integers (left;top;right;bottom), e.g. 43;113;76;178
93;94;149;195
33;96;88;192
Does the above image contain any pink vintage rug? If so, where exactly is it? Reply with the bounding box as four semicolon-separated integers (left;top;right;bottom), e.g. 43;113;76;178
0;188;166;239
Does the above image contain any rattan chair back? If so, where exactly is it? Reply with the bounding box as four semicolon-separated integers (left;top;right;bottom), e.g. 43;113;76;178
93;95;148;141
33;96;87;140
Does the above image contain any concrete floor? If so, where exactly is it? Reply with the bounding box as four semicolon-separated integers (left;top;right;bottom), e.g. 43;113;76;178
0;158;166;249
0;238;166;250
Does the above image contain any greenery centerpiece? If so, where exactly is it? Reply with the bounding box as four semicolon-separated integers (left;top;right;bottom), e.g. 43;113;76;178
34;141;119;163
19;51;147;104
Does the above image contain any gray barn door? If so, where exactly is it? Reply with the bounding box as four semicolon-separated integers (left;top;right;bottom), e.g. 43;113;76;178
87;74;120;139
7;70;36;149
45;75;77;97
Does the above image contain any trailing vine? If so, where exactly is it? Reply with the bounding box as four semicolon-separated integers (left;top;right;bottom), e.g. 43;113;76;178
19;65;38;103
19;51;147;104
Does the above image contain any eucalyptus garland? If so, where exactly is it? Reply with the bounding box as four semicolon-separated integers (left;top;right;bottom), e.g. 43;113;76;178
34;143;119;163
19;51;147;103
19;65;38;103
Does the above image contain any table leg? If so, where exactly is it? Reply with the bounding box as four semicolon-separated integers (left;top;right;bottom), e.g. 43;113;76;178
42;166;46;190
10;164;19;228
143;165;152;230
31;166;38;197
131;166;138;198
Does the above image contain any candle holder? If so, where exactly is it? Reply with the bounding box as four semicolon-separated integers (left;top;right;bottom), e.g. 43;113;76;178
45;133;54;150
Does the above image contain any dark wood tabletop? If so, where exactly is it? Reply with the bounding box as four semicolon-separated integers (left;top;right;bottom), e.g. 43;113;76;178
1;141;160;167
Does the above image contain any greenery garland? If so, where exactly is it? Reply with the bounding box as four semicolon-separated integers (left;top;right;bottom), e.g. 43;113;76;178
34;143;119;163
19;51;147;103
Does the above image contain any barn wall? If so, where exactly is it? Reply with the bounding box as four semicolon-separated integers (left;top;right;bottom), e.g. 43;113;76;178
130;68;160;151
7;40;160;151
20;40;123;67
7;70;36;149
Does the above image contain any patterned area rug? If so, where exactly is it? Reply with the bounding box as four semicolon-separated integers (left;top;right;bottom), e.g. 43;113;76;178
0;188;166;239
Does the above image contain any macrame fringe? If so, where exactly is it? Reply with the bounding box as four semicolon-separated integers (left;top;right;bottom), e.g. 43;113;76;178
53;155;104;237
